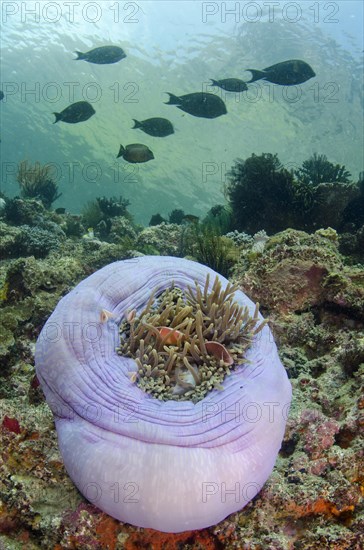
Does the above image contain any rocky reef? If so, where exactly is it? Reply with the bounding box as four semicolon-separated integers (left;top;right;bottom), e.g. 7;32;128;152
0;198;363;549
225;153;363;234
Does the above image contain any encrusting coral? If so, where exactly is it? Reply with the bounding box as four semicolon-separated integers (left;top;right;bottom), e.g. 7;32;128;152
118;274;265;402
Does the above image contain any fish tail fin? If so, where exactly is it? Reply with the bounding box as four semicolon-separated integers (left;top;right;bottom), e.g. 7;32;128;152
74;51;85;60
132;119;142;129
117;145;125;158
245;69;266;83
53;112;61;123
165;93;180;105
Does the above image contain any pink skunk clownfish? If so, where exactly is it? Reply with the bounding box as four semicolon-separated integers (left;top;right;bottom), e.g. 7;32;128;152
157;326;184;345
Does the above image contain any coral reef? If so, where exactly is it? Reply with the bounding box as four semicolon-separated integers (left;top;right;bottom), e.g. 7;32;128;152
136;222;183;255
237;228;364;318
0;198;363;548
108;216;138;244
225;153;359;234
14;224;66;258
4;197;47;226
0;222;22;258
0;221;67;260
339;224;364;263
225;230;253;245
60;214;84;238
0;197;6;215
307;181;359;231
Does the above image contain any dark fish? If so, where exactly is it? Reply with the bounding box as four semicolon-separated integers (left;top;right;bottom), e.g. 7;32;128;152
53;101;95;124
75;46;126;64
55;208;66;214
0;91;4;101
246;60;315;86
117;144;154;163
210;78;248;92
132;117;174;137
165;92;227;119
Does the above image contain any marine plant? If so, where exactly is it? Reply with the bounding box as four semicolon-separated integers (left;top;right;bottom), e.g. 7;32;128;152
182;223;238;277
96;195;131;219
168;208;185;225
149;213;166;226
62;215;84;238
81;200;104;229
341;171;364;230
17;161;61;208
118;273;265;403
294;153;351;185
225;153;296;234
203;204;233;234
0;281;9;303
225;153;358;234
81;195;132;237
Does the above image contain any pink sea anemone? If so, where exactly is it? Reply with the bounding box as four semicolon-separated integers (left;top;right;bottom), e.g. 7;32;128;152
35;256;291;532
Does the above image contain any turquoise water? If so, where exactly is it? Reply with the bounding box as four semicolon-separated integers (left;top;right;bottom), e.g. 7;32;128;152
0;0;363;224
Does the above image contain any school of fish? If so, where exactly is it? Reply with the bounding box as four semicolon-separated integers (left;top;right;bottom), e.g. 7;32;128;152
0;46;315;164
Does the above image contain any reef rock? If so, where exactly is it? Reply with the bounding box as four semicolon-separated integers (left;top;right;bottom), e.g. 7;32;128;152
136;223;183;255
239;229;364;318
0;222;22;258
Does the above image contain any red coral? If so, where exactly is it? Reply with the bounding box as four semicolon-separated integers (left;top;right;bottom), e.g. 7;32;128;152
2;415;21;434
125;528;216;550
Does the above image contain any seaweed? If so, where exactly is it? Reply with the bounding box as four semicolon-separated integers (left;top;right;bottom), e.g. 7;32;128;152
17;161;61;208
81;200;104;229
341;172;364;230
149;213;166;226
225;153;296;234
202;204;233;235
168;209;185;225
225;153;358;234
96;196;130;218
181;223;238;278
294;153;351;185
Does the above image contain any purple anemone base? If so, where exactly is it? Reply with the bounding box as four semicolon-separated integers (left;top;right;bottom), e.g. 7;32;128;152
35;256;292;533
